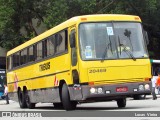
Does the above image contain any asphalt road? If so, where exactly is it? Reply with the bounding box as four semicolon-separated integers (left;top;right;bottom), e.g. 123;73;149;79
0;95;160;111
0;95;160;120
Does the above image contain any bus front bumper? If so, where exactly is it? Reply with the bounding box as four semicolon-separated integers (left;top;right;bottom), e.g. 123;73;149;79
70;82;151;101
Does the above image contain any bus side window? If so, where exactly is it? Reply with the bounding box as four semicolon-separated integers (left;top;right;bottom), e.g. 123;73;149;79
24;49;28;64
13;52;20;67
55;30;67;54
7;57;9;70
43;40;47;58
20;49;28;65
20;50;24;65
47;36;55;56
70;29;77;66
28;46;34;62
65;30;68;50
7;56;13;70
36;42;43;60
13;54;16;68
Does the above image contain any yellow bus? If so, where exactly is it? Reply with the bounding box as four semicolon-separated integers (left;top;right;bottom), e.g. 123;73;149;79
7;14;151;110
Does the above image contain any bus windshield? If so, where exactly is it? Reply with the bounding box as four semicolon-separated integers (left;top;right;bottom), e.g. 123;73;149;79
79;22;148;60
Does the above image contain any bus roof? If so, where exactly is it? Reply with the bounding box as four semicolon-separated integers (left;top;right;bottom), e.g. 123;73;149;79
7;14;141;56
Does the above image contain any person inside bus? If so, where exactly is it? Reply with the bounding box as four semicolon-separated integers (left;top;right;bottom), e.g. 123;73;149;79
4;84;9;104
117;39;131;58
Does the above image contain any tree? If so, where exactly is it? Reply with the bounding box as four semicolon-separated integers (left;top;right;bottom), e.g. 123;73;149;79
44;0;97;28
0;0;49;49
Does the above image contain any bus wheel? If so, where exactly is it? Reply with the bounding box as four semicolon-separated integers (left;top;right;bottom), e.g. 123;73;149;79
133;95;146;100
53;103;63;109
117;98;126;108
18;90;27;108
139;95;146;99
26;91;35;109
61;83;77;110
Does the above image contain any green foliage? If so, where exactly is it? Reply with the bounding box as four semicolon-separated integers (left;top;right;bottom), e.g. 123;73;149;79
0;0;49;49
44;0;97;28
44;0;68;28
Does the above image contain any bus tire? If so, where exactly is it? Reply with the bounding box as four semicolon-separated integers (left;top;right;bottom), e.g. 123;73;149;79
26;91;35;109
140;95;146;99
133;95;146;100
61;83;77;110
53;103;63;109
117;98;126;108
18;90;27;108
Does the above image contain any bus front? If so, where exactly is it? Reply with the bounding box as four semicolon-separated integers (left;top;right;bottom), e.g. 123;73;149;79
76;16;151;105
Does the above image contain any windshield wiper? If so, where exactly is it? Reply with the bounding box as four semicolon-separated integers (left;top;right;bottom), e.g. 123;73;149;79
101;36;113;62
120;44;136;61
101;42;110;62
101;45;108;62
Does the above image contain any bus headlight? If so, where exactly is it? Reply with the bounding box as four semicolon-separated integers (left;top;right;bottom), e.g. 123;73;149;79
90;87;96;94
138;85;144;91
97;88;103;94
90;87;103;94
145;84;150;90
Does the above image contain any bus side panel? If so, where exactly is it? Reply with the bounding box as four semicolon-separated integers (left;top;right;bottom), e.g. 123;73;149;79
7;53;71;103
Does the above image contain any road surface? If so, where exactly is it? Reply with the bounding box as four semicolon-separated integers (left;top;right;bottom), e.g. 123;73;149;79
0;95;160;120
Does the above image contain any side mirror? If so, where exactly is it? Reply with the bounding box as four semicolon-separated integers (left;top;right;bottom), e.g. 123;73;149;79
144;31;149;45
70;30;76;48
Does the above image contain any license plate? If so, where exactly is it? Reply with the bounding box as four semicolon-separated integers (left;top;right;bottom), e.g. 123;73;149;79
116;87;128;92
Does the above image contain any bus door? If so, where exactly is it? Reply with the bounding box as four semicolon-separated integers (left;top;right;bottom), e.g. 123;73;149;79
69;27;83;100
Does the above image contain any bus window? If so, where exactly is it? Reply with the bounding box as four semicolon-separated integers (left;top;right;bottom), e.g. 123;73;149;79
70;29;77;66
55;31;67;54
79;23;117;60
7;56;13;70
28;46;34;62
20;49;28;65
47;36;56;56
13;52;20;67
36;42;43;60
114;23;147;59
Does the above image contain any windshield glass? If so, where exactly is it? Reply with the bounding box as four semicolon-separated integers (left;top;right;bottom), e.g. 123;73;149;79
79;22;148;60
